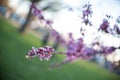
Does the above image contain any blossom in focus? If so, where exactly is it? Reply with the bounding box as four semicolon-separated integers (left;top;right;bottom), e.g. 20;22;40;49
26;46;55;61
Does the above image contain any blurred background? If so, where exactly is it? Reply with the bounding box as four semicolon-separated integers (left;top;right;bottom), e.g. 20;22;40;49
0;0;120;80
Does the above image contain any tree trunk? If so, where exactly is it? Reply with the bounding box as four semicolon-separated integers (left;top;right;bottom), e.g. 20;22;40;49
19;0;40;32
18;0;58;33
19;7;32;32
53;40;59;50
41;33;49;46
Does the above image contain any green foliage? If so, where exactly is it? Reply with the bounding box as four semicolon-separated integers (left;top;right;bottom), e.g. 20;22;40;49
0;17;120;80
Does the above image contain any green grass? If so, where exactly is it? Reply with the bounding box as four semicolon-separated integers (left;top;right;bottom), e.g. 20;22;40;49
0;16;120;80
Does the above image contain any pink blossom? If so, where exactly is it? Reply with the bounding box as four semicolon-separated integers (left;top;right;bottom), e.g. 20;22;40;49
99;19;109;33
26;46;55;61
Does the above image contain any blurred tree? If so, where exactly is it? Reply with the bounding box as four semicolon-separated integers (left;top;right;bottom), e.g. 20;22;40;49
19;0;39;32
41;32;49;46
53;40;59;50
19;0;62;32
0;0;9;7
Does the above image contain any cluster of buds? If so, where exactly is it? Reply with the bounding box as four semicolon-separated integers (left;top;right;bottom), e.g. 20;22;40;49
30;3;53;27
26;46;55;61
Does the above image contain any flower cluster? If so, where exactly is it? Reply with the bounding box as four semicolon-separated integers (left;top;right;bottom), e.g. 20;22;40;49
98;15;120;35
30;3;53;27
82;3;93;26
99;19;109;33
99;46;116;55
65;33;96;61
65;33;118;61
26;46;55;61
